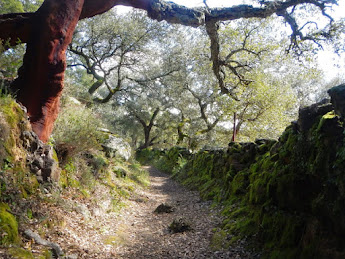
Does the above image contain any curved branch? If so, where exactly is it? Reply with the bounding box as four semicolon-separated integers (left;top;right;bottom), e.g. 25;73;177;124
1;0;338;49
205;20;228;94
0;13;34;47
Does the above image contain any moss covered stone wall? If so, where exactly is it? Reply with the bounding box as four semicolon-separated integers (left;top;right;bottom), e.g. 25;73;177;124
137;98;345;258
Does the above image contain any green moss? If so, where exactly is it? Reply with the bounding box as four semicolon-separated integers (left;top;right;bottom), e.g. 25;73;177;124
199;178;220;200
0;202;19;245
279;130;298;161
80;188;91;198
249;172;270;205
226;205;261;238
279;126;294;143
26;208;33;219
258;210;306;258
210;229;230;250
231;171;249;195
23;174;39;195
0;97;25;128
8;247;34;259
36;249;53;259
52;148;59;163
67;175;80;188
228;142;242;154
316;111;336;132
0;96;29;168
137;113;345;258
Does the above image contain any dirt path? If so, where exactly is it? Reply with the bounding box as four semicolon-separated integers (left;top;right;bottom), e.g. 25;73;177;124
17;166;258;258
111;166;256;259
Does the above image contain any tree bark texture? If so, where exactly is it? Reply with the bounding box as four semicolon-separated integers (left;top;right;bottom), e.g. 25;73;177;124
11;0;84;142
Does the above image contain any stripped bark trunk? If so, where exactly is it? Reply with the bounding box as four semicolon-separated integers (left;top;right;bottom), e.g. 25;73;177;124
11;0;84;142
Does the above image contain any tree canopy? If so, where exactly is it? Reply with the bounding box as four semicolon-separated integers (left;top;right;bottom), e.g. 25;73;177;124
0;0;343;142
64;7;330;149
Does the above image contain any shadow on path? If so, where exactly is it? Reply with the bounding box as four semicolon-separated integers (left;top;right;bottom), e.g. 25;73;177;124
113;166;256;259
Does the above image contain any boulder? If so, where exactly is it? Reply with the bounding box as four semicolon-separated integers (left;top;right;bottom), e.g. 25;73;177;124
102;134;132;161
297;98;333;132
328;84;345;119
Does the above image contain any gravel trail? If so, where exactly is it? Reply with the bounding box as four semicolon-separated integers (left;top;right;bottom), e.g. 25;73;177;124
112;166;257;259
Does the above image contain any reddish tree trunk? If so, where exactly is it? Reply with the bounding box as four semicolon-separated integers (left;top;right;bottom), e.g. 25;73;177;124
232;112;237;142
11;0;84;142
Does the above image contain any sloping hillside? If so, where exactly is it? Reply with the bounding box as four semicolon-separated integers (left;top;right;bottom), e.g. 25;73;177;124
0;95;150;258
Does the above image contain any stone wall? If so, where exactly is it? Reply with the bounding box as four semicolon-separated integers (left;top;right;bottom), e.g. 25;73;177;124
137;84;345;259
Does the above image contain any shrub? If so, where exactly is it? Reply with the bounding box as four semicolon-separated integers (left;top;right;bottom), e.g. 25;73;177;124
52;99;105;161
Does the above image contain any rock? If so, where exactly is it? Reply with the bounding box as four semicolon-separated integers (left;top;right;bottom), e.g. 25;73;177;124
22;130;42;153
297;98;333;132
154;203;174;214
22;130;60;183
169;217;192;233
74;202;91;220
102;134;132;161
328;84;345;119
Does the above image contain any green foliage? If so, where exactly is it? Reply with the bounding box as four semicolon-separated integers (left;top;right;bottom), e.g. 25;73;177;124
60;160;81;189
0;0;24;14
154;147;184;173
53;98;105;159
0;0;42;14
21;0;43;12
0;42;25;80
135;148;163;165
210;229;231;250
66;10;324;149
8;248;34;259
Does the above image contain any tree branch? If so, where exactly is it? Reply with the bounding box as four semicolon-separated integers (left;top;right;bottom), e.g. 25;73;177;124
2;0;337;48
0;13;33;48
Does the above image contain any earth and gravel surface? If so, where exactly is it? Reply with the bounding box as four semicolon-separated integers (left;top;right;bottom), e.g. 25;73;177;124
15;166;259;258
103;166;257;259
